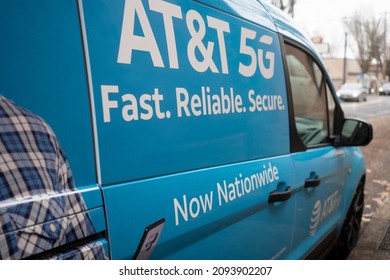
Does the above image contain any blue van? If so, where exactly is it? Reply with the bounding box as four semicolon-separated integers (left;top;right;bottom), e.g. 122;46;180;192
0;0;372;260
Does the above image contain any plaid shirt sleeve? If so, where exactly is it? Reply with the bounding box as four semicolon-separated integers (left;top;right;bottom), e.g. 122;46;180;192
0;96;106;259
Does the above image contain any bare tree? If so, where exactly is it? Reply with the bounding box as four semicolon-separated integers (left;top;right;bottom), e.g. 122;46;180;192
271;0;296;18
384;13;389;80
344;12;387;76
369;17;386;78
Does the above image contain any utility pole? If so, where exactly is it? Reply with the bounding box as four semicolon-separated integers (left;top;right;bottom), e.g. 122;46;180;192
343;32;348;84
384;12;388;81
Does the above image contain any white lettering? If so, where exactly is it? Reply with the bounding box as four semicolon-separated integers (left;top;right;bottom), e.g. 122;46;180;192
139;94;153;120
116;2;277;78
186;10;218;73
173;192;213;225
175;87;245;117
321;190;340;221
248;90;285;112
217;162;279;206
174;195;188;226
117;0;164;67
176;87;190;117
200;192;213;214
258;35;275;79
239;28;276;79
149;0;182;69
152;88;165;119
101;85;119;123
206;16;230;74
189;197;200;218
101;85;169;122
239;27;257;77
122;94;139;121
217;182;228;206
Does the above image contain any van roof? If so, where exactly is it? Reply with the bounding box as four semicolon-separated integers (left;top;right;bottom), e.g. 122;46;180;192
258;0;320;59
196;0;321;61
256;1;333;88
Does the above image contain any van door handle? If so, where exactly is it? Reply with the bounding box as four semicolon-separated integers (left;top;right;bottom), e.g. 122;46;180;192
304;175;320;188
268;187;292;203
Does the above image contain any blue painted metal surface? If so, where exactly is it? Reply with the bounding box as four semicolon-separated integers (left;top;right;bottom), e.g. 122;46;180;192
81;0;290;184
0;0;96;187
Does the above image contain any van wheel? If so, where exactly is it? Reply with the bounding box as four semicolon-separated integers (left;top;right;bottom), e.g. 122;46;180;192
328;180;364;259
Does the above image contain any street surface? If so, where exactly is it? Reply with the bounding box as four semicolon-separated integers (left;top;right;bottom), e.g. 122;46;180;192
341;95;390;120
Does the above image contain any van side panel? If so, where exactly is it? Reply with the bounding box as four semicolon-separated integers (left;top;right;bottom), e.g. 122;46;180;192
103;156;296;259
0;0;96;187
80;0;289;184
80;0;295;259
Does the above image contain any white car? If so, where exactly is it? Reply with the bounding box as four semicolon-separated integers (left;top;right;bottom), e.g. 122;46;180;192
379;83;390;96
337;83;368;102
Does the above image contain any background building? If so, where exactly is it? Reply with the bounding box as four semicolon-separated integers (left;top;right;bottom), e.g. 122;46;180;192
323;58;361;89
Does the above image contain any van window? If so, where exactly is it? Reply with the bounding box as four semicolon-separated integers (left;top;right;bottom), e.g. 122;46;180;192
285;44;334;146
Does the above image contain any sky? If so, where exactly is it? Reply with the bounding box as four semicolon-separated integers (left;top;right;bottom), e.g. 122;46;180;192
292;0;390;58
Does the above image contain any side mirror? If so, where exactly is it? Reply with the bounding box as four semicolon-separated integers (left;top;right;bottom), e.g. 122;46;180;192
340;118;373;146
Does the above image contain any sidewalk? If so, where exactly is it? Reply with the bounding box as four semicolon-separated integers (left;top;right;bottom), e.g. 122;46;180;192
348;187;390;259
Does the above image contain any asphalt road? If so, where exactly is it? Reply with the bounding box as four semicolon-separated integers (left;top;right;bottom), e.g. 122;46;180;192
341;95;390;120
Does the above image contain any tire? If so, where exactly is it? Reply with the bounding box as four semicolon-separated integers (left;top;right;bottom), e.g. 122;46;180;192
328;180;364;259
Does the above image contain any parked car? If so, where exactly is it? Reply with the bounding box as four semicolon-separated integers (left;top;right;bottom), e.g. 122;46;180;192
0;0;372;260
379;83;390;96
337;83;368;102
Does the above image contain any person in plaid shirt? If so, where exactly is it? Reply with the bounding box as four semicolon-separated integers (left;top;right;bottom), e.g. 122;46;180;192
0;96;106;259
